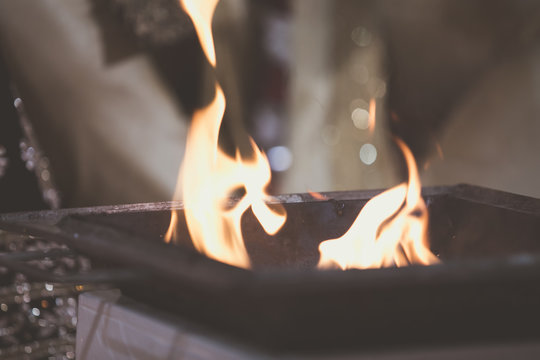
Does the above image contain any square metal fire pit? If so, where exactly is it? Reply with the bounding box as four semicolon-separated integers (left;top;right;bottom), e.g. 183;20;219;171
1;184;540;356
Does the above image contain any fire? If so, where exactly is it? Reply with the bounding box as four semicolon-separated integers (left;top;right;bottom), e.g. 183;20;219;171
318;138;439;270
167;0;438;271
308;190;328;201
165;0;286;268
181;0;219;67
368;98;376;135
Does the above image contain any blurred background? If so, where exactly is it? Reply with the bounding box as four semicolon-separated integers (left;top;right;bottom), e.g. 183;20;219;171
0;0;539;212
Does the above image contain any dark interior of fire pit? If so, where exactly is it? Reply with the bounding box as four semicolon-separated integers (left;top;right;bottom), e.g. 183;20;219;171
75;188;540;270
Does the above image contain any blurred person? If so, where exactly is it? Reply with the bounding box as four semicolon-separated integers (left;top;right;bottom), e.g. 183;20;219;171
0;0;190;207
0;0;268;209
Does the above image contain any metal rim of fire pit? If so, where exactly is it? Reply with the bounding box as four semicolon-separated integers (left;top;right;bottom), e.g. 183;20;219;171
1;183;540;354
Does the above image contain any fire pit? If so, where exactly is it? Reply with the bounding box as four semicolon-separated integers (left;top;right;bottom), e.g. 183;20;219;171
1;184;540;356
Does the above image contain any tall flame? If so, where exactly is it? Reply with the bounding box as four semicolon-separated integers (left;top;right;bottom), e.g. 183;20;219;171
318;139;439;269
166;0;286;268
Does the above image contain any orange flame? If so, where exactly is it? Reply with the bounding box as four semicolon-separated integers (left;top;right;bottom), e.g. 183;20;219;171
166;0;286;268
308;190;328;201
318;138;439;270
368;98;376;134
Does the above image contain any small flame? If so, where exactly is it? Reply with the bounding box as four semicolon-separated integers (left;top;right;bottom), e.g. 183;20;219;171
166;0;286;268
368;98;376;134
308;190;328;201
318;138;439;270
